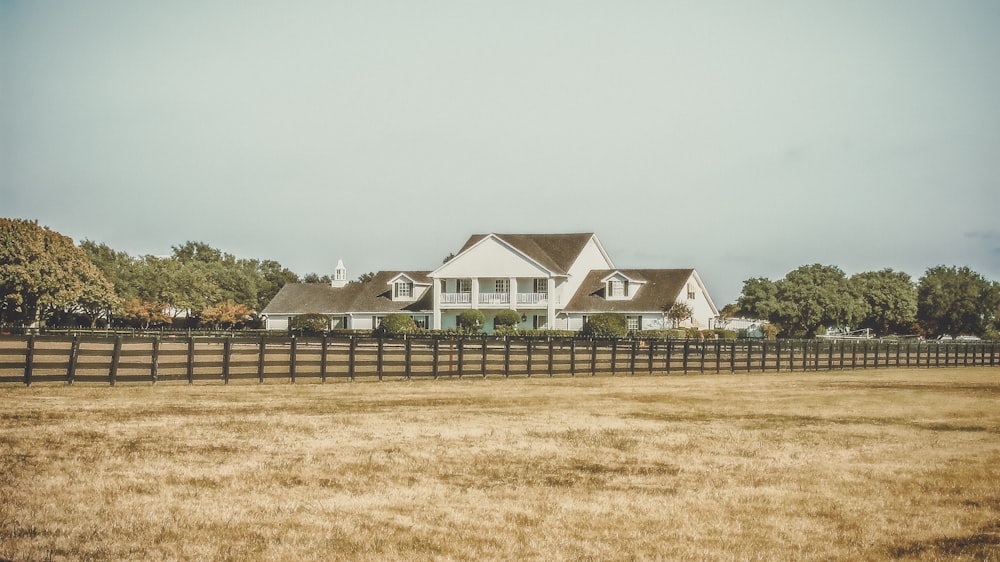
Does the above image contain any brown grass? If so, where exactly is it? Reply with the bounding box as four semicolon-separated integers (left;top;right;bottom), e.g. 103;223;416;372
1;369;999;561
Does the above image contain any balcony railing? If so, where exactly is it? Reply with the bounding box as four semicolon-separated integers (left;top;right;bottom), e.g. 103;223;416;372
440;293;472;305
516;292;548;305
479;293;510;306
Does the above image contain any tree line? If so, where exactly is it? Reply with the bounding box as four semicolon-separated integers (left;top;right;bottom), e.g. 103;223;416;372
730;264;1000;339
4;218;998;338
1;219;307;329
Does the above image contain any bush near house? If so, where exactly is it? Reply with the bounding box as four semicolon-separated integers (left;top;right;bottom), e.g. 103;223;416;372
581;313;628;338
290;314;330;335
376;313;417;336
457;310;486;333
493;309;522;328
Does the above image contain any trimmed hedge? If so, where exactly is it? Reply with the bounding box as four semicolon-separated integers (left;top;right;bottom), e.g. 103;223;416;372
581;313;628;338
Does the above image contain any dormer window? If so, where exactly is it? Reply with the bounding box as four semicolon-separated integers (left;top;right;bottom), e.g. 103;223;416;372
394;281;413;300
687;284;696;300
608;279;628;298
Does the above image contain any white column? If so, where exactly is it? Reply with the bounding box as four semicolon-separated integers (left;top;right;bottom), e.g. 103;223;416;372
509;277;517;309
471;278;480;309
432;279;441;329
546;277;556;329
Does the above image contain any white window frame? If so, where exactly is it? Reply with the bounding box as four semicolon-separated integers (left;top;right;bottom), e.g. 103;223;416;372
495;279;510;294
457;279;472;293
626;315;641;331
394;280;413;299
533;278;548;294
608;279;627;298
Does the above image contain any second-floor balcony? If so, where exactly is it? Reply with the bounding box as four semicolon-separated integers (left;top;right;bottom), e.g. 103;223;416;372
440;292;472;305
439;292;549;307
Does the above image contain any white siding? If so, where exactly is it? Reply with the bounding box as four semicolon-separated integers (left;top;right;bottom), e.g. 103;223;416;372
433;237;550;278
265;316;290;331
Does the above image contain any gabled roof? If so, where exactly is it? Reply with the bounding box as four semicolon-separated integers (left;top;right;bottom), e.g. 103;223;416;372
457;233;597;275
261;271;433;315
563;269;697;313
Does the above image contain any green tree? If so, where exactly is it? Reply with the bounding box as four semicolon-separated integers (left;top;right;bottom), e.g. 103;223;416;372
302;273;332;284
353;272;376;284
457;309;485;333
771;264;862;338
581;313;628;338
736;277;778;319
662;301;693;328
0;219;118;326
376;313;417;336
291;313;331;335
917;266;997;337
849;269;918;335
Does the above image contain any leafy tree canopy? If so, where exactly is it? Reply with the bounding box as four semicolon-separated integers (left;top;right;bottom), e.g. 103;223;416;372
849;269;918;335
917;266;998;337
1;219;117;326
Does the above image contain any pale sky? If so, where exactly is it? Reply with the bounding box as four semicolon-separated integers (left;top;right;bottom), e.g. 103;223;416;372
2;1;998;305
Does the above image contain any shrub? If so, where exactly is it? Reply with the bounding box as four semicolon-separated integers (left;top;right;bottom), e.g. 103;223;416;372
291;314;330;335
376;313;417;336
581;313;627;338
457;309;486;333
714;329;737;340
493;309;522;328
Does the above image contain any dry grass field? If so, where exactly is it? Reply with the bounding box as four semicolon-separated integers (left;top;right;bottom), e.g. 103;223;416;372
1;369;999;561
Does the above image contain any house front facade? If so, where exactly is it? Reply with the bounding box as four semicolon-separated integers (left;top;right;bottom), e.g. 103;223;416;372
261;232;719;333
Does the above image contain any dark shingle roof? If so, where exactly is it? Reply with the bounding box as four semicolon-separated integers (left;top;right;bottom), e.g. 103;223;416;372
458;233;595;274
261;271;432;315
563;269;696;313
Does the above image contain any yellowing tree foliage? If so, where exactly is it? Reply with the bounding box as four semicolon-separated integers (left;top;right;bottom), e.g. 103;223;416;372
0;219;118;326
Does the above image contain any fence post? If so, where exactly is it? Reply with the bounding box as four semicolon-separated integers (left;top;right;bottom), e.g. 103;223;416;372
715;340;721;374
590;338;597;376
187;336;195;384
850;342;857;370
348;336;356;382
67;335;80;385
481;335;488;378
774;341;780;372
526;338;532;377
377;336;384;381
24;335;34;387
699;340;706;374
873;341;879;369
570;338;577;376
665;340;672;374
220;337;231;384
504;337;511;378
630;338;637;376
730;340;736;373
287;337;295;384
433;337;440;380
405;337;413;380
648;340;656;374
151;336;160;384
548;338;554;377
320;336;328;384
610;339;618;375
258;336;266;383
457;338;464;378
109;335;122;386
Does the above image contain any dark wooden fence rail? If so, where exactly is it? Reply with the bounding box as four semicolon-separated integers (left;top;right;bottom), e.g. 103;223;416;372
1;335;997;386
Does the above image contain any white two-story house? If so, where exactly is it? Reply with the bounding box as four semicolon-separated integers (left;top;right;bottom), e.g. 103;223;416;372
429;233;615;331
261;232;720;333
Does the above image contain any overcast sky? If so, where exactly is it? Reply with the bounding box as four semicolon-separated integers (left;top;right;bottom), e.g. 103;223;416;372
2;1;998;305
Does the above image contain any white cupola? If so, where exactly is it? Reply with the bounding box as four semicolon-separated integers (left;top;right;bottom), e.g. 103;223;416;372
332;259;347;288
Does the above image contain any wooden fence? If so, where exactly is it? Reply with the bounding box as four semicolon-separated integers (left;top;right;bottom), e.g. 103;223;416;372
0;334;997;386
